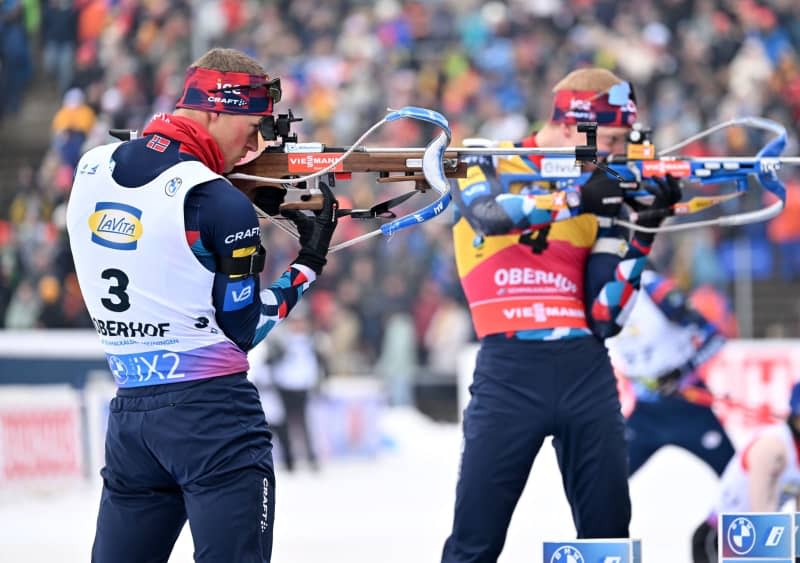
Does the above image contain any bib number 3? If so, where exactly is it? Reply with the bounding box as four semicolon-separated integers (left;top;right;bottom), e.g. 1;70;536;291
101;268;131;312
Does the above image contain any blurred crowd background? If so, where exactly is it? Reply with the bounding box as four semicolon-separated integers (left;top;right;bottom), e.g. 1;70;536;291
1;0;799;404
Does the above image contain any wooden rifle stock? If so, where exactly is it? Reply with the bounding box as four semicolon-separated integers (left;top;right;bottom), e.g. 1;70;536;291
229;148;467;211
229;149;467;187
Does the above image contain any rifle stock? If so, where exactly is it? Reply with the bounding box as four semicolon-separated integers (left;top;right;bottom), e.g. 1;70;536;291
229;149;467;188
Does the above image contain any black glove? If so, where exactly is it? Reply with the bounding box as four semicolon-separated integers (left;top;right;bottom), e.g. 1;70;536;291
253;187;287;216
655;368;683;396
630;175;683;246
281;182;339;275
579;168;625;217
633;175;683;228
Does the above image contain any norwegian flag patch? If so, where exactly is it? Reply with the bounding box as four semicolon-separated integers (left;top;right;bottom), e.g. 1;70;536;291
146;135;171;153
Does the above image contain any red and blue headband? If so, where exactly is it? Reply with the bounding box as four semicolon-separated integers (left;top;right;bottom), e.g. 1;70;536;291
175;67;281;116
551;81;637;127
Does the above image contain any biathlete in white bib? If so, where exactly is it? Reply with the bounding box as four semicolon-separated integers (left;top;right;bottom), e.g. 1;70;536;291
690;382;800;563
66;47;338;563
606;272;737;477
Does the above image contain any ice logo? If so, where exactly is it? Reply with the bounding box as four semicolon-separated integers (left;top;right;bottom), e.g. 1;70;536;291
726;517;756;555
550;545;584;563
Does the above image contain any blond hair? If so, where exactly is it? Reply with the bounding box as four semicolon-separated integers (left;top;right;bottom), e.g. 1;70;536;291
552;68;625;93
190;47;267;77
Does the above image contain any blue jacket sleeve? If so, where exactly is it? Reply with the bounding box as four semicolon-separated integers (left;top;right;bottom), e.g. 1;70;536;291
585;228;652;339
453;155;580;235
185;180;314;352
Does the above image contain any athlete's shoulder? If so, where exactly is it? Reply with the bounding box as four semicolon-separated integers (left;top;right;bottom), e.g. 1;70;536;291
190;178;255;217
189;179;259;252
110;135;197;187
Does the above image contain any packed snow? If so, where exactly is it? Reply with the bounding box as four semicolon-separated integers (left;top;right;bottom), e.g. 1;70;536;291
0;407;718;563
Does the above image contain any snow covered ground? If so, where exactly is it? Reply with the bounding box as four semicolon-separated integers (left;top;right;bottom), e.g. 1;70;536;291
0;408;718;563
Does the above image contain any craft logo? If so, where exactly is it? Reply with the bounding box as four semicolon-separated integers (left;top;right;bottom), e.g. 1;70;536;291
208;81;247;108
726;517;756;555
88;202;143;250
287;153;345;173
260;477;270;533
549;545;584;563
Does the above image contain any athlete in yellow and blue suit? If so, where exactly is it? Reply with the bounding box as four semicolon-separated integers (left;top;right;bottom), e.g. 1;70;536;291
441;68;681;563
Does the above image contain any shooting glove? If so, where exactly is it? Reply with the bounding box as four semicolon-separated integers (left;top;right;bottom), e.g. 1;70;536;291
631;175;683;247
579;168;625;217
253;187;288;216
655;368;683;396
282;182;339;275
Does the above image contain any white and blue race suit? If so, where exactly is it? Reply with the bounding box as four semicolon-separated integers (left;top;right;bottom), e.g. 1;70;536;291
67;141;314;388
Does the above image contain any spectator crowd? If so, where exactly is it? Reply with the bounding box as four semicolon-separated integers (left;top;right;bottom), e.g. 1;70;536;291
1;0;799;391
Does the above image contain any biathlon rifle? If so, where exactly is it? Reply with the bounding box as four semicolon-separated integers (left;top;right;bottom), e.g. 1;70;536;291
504;117;798;232
226;106;604;251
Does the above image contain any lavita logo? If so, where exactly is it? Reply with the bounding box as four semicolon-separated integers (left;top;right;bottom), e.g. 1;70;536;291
88;202;144;250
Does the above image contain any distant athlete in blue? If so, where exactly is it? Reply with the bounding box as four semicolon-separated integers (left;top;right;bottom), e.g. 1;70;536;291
66;48;338;563
606;271;737;477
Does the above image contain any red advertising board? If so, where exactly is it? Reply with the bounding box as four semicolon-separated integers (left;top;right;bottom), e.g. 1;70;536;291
0;407;83;480
615;340;800;443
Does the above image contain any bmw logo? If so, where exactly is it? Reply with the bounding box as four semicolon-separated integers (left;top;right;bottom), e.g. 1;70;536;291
550;545;584;563
107;355;128;384
726;516;756;555
165;177;183;197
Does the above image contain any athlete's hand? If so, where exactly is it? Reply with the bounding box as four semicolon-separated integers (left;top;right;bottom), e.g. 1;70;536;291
629;175;683;249
579;168;625;217
253;187;287;216
632;175;683;229
655;368;682;396
282;182;338;275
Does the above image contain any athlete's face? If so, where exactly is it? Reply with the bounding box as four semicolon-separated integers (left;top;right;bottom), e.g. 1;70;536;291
208;113;262;172
595;126;629;156
552;124;629;158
